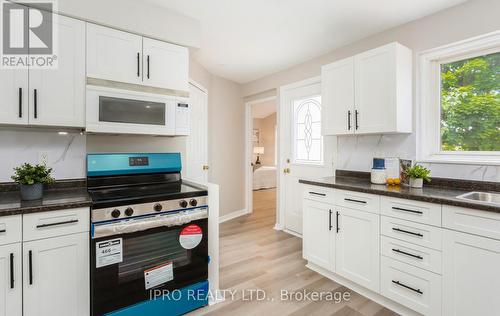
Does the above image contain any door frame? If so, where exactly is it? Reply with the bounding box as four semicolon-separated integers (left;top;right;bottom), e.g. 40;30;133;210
244;96;278;218
277;76;321;233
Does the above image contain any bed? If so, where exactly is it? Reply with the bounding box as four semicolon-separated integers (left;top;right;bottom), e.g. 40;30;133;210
253;165;277;190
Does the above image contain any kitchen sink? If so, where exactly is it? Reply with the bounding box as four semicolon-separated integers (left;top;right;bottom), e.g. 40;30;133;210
456;191;500;206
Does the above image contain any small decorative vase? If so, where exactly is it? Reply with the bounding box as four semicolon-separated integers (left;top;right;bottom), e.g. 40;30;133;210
409;178;423;189
20;183;44;201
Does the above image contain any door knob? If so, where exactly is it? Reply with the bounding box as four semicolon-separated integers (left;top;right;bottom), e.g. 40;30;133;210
203;165;209;170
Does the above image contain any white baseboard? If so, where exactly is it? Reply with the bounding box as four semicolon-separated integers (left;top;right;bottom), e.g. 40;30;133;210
219;208;248;223
273;223;283;230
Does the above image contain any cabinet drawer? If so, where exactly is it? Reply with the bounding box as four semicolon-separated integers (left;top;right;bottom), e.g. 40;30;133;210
381;196;441;226
381;236;442;274
335;189;380;214
23;208;89;242
0;215;22;245
443;205;500;240
303;185;334;204
381;256;442;316
381;216;442;251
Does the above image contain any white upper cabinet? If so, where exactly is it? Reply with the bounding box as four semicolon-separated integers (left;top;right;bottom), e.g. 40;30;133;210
321;57;354;135
143;38;189;92
86;23;143;85
29;15;86;127
0;70;28;126
322;42;412;135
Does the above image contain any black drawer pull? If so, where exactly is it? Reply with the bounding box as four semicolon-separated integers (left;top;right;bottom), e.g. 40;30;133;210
147;55;150;79
392;207;423;215
36;219;79;229
28;250;33;285
329;209;332;231
10;253;14;289
33;89;38;119
347;110;351;130
0;229;6;233
392;248;423;260
392;280;423;294
392;227;423;237
336;211;340;233
18;87;22;118
136;52;140;77
309;192;326;197
355;110;359;130
345;198;366;204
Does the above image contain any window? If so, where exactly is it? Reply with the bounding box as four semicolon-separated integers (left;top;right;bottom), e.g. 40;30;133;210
292;95;323;164
418;31;500;164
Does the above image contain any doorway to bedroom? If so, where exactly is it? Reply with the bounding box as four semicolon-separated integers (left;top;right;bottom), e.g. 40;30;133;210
245;97;278;225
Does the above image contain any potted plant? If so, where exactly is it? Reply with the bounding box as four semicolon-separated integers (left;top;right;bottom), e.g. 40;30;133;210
405;164;431;188
11;163;54;200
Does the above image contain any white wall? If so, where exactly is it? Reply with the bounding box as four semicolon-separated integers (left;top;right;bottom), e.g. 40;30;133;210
242;0;500;182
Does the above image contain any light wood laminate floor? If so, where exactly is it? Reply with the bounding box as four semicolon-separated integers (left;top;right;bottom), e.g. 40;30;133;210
189;189;399;316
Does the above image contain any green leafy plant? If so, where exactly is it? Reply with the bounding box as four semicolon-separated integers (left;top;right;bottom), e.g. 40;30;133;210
11;163;54;185
405;164;431;182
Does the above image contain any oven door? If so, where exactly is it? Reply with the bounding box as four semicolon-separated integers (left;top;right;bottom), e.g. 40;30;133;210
91;215;208;316
86;86;176;136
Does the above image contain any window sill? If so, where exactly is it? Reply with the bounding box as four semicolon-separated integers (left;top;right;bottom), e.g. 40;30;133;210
417;154;500;166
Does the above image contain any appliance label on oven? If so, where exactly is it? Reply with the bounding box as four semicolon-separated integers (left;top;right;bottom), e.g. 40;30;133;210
144;262;174;290
95;238;123;268
179;224;203;249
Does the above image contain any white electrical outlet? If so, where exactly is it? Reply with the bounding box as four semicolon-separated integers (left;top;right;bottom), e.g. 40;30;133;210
39;151;49;165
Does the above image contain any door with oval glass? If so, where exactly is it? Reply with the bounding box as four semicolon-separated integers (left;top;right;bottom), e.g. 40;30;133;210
279;77;335;235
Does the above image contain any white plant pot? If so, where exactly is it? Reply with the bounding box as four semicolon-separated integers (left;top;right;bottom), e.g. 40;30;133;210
410;178;423;188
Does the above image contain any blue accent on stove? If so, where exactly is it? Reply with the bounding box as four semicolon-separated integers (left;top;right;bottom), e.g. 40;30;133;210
104;280;209;316
87;153;182;177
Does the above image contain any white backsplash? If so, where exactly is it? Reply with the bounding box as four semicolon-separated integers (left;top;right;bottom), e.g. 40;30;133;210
0;129;86;182
336;134;500;182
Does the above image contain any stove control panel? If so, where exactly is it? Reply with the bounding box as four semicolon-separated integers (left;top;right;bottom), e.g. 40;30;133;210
92;196;208;222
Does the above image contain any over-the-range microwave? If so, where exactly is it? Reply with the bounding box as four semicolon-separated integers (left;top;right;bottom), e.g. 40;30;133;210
86;86;190;136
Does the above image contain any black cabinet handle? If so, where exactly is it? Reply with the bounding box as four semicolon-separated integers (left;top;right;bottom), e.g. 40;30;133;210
18;87;22;118
309;191;326;197
344;198;366;204
392;280;423;294
147;55;150;79
392;207;423;215
355;110;359;130
10;253;14;289
347;110;351;130
0;229;6;233
329;209;332;231
137;52;140;77
392;248;423;260
36;219;79;229
33;89;38;119
392;227;423;237
336;211;340;233
28;250;33;285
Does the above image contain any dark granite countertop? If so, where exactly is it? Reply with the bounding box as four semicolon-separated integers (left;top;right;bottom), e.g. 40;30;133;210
0;185;91;217
299;173;500;213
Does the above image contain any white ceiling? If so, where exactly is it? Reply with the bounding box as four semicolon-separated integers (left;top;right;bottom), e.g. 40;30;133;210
252;100;277;119
144;0;467;83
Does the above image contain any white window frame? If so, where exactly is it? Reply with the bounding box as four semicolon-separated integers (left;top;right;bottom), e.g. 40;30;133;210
417;31;500;165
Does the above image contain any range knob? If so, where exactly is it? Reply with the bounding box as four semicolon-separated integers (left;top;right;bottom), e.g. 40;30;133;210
189;199;198;207
179;200;188;208
154;203;163;212
125;207;134;216
111;209;121;218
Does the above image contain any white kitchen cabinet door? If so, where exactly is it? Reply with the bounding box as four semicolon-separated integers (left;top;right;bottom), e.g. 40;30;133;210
0;71;28;126
0;243;22;316
443;229;500;316
321;57;354;135
143;37;189;92
185;83;208;182
23;232;89;316
303;199;335;271
354;42;412;134
29;15;85;127
336;207;380;292
87;23;143;85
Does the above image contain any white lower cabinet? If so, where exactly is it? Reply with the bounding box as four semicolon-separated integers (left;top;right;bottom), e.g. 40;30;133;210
336;207;380;292
23;232;89;316
302;199;335;271
442;229;500;316
0;243;22;316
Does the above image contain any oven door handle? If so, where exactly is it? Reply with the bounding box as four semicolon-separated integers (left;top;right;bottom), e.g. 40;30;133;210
92;208;208;239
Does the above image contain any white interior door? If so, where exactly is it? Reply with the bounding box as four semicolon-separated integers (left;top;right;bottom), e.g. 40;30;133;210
185;82;208;183
279;77;335;235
